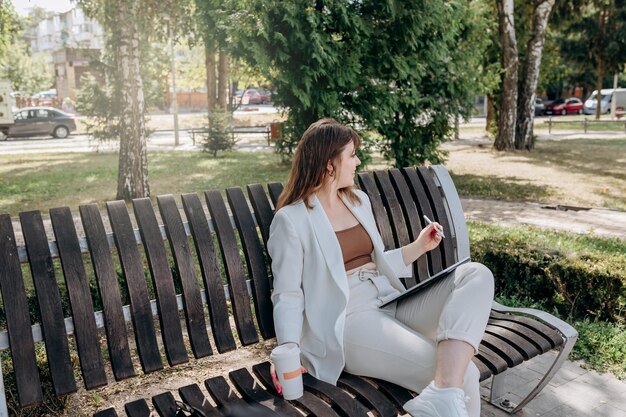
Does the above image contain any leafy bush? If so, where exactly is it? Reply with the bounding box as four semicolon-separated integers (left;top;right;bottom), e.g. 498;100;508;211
570;319;626;379
497;294;626;380
469;222;626;321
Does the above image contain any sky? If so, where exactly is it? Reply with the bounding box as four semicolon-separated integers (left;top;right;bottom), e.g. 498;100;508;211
11;0;74;16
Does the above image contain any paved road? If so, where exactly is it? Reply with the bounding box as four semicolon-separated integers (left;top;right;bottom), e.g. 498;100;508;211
0;129;274;155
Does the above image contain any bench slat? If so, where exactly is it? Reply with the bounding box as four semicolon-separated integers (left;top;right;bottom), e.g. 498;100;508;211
365;378;414;410
253;362;341;417
302;373;370;417
488;319;552;353
205;375;283;416
430;166;470;259
50;207;108;389
133;198;189;367
267;183;284;208
373;171;410;249
181;193;236;353
226;187;275;340
475;344;509;375
152;391;179;417
416;167;456;268
0;214;43;407
490;311;563;348
157;195;212;358
107;201;163;373
357;172;395;250
19;210;77;396
480;333;525;368
205;190;258;346
228;368;303;417
338;372;398;417
472;356;494;382
179;383;224;417
401;168;443;276
373;170;416;288
93;408;119;417
388;168;429;283
124;399;152;417
485;326;540;361
80;204;136;381
247;184;274;247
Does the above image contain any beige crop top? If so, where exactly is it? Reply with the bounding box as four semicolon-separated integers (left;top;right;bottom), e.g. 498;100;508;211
335;223;374;270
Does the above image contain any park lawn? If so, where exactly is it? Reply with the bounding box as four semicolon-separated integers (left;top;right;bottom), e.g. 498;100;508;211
444;136;626;211
0;151;290;216
1;135;624;216
538;120;626;132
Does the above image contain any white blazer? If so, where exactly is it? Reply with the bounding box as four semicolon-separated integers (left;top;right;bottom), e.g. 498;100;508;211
267;189;413;385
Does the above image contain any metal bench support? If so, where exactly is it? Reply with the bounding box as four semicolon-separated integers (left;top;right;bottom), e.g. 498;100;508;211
487;301;578;414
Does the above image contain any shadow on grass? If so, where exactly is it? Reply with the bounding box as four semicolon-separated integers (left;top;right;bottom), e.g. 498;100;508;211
518;138;626;182
0;151;291;216
450;172;555;202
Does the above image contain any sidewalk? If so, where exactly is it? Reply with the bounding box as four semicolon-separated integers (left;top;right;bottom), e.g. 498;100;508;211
480;351;626;416
461;198;626;239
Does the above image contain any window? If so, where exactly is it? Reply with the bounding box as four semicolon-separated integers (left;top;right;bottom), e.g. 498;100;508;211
14;111;28;120
35;109;51;118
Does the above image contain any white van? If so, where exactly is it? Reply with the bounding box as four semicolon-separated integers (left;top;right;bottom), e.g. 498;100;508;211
584;88;626;114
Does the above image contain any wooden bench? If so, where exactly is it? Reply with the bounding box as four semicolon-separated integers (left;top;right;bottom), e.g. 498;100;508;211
0;165;577;417
189;126;271;146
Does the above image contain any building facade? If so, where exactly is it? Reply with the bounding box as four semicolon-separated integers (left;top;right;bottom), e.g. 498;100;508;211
25;7;103;100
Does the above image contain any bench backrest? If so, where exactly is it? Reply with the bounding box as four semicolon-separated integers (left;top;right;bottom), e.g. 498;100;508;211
0;165;467;411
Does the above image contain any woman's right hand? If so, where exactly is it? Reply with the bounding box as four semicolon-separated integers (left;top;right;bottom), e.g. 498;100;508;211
270;362;307;396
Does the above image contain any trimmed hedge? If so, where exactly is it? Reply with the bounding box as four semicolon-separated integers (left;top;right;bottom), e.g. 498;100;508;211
468;221;626;322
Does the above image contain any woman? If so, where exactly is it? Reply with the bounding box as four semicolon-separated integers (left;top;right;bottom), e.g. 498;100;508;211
268;118;494;417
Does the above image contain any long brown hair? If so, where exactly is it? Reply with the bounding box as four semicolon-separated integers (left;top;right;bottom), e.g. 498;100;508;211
276;118;362;210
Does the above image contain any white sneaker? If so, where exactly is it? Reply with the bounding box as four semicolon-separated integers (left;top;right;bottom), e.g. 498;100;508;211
403;382;470;417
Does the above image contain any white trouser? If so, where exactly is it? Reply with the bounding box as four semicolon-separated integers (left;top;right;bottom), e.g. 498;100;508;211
343;262;494;417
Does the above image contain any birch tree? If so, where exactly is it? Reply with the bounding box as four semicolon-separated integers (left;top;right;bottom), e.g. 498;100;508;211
494;0;518;151
516;0;556;150
108;0;149;200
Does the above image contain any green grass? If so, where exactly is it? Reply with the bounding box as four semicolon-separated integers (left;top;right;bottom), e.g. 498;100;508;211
540;120;626;132
450;172;555;202
448;137;626;210
468;220;626;258
0;151;291;216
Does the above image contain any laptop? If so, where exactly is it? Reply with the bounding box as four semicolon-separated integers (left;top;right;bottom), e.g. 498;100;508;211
379;256;471;308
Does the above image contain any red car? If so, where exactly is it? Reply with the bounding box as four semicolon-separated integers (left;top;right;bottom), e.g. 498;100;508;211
544;97;584;115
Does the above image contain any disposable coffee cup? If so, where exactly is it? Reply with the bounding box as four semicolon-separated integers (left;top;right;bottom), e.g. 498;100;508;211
270;344;304;400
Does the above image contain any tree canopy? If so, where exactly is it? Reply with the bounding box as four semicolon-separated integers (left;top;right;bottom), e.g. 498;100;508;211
232;0;491;167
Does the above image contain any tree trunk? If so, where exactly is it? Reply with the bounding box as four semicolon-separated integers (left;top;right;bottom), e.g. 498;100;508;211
595;7;607;120
217;50;228;109
114;0;149;200
515;0;555;150
205;40;216;112
486;95;497;135
494;0;518;151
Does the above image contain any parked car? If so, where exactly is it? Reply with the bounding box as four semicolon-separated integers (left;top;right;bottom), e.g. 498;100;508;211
3;107;76;138
258;88;272;104
544;97;584;115
233;89;244;105
243;89;263;105
534;98;545;116
584;88;626;115
31;90;58;106
233;88;272;105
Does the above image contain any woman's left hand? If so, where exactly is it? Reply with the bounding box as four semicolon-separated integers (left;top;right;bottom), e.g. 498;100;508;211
416;222;443;253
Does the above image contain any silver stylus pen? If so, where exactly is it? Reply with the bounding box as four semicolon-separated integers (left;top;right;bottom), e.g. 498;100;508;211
423;215;445;238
